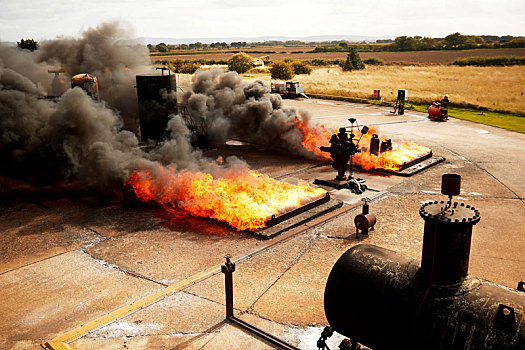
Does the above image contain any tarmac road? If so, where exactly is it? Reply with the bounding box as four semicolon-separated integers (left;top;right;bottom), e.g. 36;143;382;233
0;99;523;350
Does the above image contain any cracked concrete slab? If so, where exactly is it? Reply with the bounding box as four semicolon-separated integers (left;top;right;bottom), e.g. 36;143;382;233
186;232;314;310
90;291;225;337
85;228;262;285
1;99;523;350
72;333;215;350
0;250;160;341
0;198;100;274
252;235;354;326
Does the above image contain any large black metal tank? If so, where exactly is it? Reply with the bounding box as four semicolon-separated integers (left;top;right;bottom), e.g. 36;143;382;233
324;174;525;349
325;244;525;349
136;73;176;142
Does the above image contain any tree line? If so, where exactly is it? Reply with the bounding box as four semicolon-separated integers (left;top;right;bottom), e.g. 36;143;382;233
148;33;525;53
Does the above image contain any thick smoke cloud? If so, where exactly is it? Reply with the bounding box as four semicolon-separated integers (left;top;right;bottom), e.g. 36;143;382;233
183;68;323;157
1;21;324;193
35;21;151;132
0;21;202;189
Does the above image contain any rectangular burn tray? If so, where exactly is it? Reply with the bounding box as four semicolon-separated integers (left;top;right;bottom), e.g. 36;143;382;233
254;193;342;238
372;155;445;177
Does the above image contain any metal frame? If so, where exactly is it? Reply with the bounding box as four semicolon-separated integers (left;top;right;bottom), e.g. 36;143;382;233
265;192;331;228
399;151;433;170
221;258;300;350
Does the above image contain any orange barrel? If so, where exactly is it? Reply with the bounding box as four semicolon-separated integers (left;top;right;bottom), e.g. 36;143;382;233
428;104;442;119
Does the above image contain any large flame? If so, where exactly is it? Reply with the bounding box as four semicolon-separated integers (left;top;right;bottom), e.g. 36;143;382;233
126;165;326;231
293;116;332;158
298;123;430;172
352;127;431;171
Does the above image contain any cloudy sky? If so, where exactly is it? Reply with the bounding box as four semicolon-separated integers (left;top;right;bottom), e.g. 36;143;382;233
1;0;524;42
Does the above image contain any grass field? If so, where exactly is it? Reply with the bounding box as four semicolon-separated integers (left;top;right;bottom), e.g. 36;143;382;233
154;47;525;64
409;105;525;133
243;66;525;115
167;49;525;133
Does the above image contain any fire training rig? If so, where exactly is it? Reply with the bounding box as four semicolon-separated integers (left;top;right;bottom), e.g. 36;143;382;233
323;174;525;349
71;73;99;101
392;89;408;115
316;118;371;193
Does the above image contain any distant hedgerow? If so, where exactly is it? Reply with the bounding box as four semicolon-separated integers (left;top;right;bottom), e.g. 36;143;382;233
453;56;525;66
363;57;384;65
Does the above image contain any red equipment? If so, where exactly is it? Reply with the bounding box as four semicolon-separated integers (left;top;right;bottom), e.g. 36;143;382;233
428;96;450;121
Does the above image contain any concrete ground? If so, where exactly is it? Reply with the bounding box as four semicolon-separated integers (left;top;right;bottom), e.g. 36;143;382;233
0;99;523;350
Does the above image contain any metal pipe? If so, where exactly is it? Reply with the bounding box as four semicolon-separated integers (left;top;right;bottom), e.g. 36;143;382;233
221;256;235;318
221;256;300;350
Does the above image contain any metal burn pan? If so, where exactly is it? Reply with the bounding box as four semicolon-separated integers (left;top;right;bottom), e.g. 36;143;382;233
265;192;331;228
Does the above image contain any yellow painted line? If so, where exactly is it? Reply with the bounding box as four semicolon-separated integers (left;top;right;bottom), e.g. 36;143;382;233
45;201;362;346
42;341;76;350
50;264;221;343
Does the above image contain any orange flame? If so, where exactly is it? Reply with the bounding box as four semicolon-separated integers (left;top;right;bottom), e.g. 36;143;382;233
297;123;430;171
126;165;326;231
293;117;332;158
352;127;431;171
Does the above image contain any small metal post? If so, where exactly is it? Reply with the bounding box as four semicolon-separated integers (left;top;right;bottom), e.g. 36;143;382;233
361;198;370;215
221;255;236;318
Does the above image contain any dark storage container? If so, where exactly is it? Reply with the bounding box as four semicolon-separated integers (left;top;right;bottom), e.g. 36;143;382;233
136;74;177;141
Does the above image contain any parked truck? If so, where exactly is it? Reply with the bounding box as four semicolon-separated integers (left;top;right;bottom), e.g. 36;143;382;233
270;81;308;99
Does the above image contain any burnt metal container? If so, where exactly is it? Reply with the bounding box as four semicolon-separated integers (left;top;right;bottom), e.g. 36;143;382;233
136;74;177;141
324;174;525;349
324;245;525;349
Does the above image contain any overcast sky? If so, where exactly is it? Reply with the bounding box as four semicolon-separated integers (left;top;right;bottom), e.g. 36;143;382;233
1;0;524;42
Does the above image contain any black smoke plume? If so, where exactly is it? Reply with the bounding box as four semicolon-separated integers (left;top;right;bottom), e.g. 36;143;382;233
1;21;325;192
182;69;323;157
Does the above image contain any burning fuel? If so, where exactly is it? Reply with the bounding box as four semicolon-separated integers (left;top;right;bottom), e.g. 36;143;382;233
126;162;326;231
352;127;431;171
313;125;431;172
0;21;333;230
0;21;431;230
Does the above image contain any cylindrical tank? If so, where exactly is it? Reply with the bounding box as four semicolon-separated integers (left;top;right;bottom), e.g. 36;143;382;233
324;244;525;349
324;174;525;349
380;139;392;153
370;134;380;156
441;173;461;196
428;104;443;120
136;74;177;141
354;214;376;235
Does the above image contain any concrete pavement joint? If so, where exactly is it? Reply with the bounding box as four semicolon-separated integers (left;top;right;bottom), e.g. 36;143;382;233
445;147;522;200
80;330;217;339
245;231;319;313
470;254;525;263
389;191;521;200
180;290;228;309
238;309;315;328
273;162;330;180
78;249;168;288
84;226;107;240
0;250;71;276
